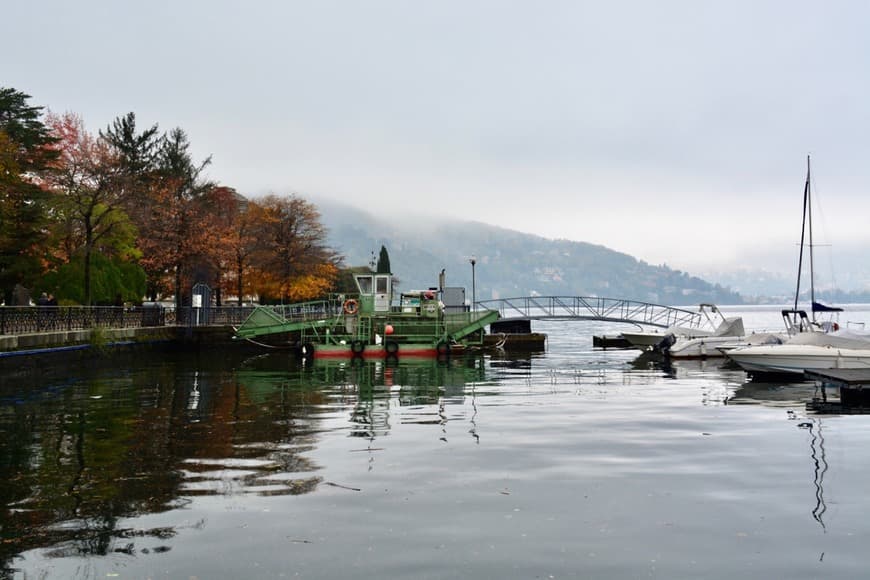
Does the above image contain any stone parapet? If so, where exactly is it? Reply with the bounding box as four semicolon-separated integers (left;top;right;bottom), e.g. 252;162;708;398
0;326;190;356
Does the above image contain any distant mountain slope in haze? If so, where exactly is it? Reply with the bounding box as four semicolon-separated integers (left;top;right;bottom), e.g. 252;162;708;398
316;199;742;306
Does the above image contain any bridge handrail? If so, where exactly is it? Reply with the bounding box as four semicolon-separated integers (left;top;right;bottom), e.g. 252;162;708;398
475;296;704;329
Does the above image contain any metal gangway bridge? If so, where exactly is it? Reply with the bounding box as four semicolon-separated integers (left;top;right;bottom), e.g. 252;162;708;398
0;297;709;338
475;296;707;329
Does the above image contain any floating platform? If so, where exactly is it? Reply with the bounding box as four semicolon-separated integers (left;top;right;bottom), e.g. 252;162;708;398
804;369;870;414
593;335;632;349
484;332;546;351
485;319;546;351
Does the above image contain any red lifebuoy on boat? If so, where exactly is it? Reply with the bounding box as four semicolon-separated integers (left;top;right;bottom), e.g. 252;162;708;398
343;299;359;315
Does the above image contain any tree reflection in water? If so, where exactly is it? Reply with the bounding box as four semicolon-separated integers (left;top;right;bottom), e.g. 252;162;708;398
0;349;486;573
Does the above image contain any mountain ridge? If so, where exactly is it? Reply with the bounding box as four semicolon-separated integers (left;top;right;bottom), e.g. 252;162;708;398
314;197;742;306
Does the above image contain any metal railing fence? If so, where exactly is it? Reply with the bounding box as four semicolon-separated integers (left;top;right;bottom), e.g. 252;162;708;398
0;305;257;336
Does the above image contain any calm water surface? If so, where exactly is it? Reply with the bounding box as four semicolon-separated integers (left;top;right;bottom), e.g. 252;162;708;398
2;306;870;579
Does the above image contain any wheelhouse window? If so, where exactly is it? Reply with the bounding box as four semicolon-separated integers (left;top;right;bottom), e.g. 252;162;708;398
356;275;373;295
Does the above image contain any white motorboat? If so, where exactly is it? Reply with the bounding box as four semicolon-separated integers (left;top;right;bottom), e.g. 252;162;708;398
672;309;825;359
620;304;724;351
667;325;786;359
726;331;870;375
714;332;786;355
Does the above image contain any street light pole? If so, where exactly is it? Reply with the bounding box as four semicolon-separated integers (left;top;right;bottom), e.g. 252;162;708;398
470;256;476;312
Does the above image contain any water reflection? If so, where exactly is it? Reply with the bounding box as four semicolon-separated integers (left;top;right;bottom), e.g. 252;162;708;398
5;319;870;578
0;351;490;573
728;379;824;407
628;350;673;374
801;419;829;530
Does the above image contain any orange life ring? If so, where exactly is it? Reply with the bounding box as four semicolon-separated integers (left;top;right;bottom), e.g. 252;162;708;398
343;299;359;315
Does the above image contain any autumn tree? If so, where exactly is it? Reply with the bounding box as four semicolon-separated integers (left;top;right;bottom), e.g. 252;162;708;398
249;194;340;302
139;127;214;308
43;112;143;305
187;185;245;306
0;87;58;304
100;114;170;301
223;197;265;305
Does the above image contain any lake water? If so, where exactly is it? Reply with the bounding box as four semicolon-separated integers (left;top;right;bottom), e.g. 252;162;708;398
2;305;870;579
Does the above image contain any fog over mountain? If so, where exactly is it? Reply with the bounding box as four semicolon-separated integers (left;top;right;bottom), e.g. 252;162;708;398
312;197;870;306
313;198;741;306
695;241;870;300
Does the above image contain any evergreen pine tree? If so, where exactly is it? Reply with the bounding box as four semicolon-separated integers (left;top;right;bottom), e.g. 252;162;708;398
376;245;391;274
0;87;59;304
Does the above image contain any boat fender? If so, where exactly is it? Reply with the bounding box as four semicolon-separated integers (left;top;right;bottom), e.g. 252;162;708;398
436;340;451;356
385;341;399;355
351;340;365;355
343;299;359;315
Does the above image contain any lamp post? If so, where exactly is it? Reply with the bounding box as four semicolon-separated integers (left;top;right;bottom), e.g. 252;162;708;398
470;256;476;312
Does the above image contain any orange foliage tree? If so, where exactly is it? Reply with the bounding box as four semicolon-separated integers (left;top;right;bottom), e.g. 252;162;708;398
190;185;244;305
247;194;340;303
222;197;265;305
138;128;214;308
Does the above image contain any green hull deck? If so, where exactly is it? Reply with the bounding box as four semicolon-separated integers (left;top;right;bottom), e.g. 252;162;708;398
234;291;499;359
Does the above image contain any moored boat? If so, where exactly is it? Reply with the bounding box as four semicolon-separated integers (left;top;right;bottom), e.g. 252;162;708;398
726;157;848;376
726;330;870;375
234;269;499;360
665;317;760;359
621;303;729;351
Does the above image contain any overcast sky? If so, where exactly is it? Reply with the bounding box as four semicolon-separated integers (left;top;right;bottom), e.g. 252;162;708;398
6;0;869;273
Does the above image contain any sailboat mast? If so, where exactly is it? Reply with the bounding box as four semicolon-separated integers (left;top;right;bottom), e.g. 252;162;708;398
793;155;811;321
807;155;816;322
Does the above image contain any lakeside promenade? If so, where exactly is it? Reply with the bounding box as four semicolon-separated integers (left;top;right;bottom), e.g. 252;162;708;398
0;305;255;359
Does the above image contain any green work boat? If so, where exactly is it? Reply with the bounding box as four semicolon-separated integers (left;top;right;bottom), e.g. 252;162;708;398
234;270;499;360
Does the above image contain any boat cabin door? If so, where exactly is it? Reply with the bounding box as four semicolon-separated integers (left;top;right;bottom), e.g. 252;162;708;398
374;274;391;312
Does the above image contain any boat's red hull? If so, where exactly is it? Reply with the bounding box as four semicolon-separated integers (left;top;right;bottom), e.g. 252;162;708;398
311;344;460;359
